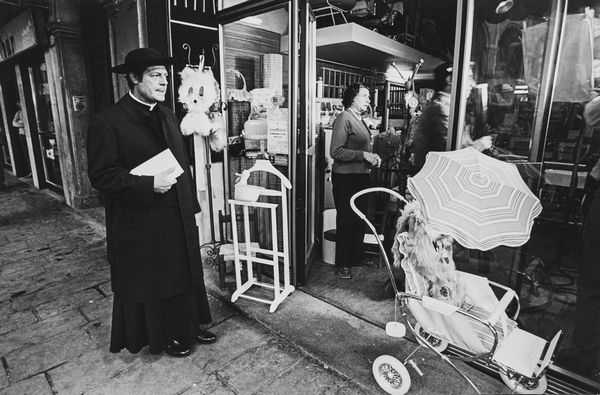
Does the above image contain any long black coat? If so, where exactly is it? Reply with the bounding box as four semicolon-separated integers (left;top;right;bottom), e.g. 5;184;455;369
87;94;204;303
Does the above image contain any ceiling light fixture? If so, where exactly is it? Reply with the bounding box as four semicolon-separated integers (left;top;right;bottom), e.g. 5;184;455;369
495;0;514;14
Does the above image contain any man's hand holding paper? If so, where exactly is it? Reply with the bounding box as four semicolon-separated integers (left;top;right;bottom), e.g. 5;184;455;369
153;167;177;194
129;149;183;194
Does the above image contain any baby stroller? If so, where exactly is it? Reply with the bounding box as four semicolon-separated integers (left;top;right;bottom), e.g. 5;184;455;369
350;187;562;395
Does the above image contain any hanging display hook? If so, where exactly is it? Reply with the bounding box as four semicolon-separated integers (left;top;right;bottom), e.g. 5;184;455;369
182;43;193;66
211;43;219;70
199;48;205;69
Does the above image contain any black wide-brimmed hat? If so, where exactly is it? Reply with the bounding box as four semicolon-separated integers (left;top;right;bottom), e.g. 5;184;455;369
111;48;176;74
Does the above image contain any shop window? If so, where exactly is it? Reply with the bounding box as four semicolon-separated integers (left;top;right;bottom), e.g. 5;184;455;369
221;6;291;252
459;0;600;383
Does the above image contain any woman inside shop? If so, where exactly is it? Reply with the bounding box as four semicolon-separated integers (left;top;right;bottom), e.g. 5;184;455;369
330;83;381;279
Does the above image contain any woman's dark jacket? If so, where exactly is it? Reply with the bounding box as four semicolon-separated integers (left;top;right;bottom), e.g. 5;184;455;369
87;94;203;303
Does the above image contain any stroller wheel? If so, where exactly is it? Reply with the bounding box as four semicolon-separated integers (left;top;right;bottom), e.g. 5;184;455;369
500;371;548;394
414;323;448;353
372;355;411;395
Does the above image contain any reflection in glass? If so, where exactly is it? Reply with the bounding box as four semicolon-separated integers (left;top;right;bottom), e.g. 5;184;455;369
221;7;291;255
463;1;600;381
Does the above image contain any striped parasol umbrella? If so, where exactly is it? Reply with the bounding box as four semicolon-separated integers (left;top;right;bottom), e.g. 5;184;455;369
407;147;542;251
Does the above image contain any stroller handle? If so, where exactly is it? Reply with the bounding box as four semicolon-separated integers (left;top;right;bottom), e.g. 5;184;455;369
350;187;408;219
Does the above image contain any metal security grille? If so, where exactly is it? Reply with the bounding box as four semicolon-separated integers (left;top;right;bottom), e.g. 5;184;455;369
388;83;409;119
320;67;378;98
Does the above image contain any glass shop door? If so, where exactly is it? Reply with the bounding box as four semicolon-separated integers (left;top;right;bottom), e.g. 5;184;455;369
218;0;314;285
27;60;62;191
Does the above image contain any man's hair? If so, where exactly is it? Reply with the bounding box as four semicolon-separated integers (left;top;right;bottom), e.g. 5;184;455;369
342;83;367;109
434;62;453;92
125;66;147;91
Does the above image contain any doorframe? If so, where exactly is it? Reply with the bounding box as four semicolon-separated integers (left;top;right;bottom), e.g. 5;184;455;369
217;0;308;285
295;1;318;285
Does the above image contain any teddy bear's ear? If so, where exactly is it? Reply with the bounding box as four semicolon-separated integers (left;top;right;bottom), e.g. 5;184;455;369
179;66;195;80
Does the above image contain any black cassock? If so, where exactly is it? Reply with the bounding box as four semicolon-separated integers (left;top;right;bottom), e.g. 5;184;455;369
87;94;211;354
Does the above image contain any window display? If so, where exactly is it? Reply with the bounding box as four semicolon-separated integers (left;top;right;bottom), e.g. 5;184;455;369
461;0;600;382
222;9;290;171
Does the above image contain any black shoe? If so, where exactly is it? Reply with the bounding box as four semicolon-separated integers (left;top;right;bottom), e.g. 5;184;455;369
363;259;381;269
335;267;352;279
166;339;191;357
196;329;217;344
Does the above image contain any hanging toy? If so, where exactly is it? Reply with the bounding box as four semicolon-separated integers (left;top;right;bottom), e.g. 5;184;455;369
177;45;226;152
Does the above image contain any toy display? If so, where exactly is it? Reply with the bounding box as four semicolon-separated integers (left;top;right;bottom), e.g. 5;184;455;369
178;61;226;153
177;50;226;194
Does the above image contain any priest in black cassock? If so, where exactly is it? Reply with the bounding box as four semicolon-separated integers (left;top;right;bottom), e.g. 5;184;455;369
87;48;216;357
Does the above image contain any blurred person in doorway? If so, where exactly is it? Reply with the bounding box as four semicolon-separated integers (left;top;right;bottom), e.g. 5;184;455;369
330;83;381;280
410;61;492;174
11;100;30;176
87;48;216;359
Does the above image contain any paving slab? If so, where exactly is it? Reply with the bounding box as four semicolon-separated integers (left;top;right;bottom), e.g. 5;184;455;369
0;370;7;390
11;270;109;312
84;353;207;395
180;373;236;394
1;240;29;254
0;309;87;354
262;356;368;395
204;294;238;327
4;328;95;382
35;288;102;320
0;374;51;395
84;317;112;348
0;309;37;336
79;294;113;322
48;347;143;394
0;249;48;270
190;315;272;373
97;282;113;297
216;339;305;395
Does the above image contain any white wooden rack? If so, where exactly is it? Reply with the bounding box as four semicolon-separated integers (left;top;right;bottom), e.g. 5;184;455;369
229;160;294;313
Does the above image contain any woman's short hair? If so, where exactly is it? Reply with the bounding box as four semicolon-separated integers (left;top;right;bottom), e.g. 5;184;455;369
342;83;367;109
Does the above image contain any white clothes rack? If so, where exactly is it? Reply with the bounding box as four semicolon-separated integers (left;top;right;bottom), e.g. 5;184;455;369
229;159;293;313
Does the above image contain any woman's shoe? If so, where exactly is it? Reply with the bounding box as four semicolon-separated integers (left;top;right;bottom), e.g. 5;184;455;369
363;259;381;269
335;267;352;279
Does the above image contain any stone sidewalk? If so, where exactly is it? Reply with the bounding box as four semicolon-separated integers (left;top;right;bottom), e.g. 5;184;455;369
0;175;363;395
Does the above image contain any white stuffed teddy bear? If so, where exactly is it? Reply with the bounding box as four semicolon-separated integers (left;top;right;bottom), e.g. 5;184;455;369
178;65;226;152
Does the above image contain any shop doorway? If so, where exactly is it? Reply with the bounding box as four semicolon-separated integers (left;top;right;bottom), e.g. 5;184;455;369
9;52;62;191
218;0;316;287
0;66;29;177
25;58;62;191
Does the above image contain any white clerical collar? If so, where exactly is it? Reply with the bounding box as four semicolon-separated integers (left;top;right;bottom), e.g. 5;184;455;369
129;91;156;111
347;108;363;121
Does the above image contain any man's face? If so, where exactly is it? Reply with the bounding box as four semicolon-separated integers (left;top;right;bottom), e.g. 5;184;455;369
132;65;168;103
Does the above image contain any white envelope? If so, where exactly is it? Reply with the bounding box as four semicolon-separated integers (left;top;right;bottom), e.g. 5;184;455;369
130;149;184;179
